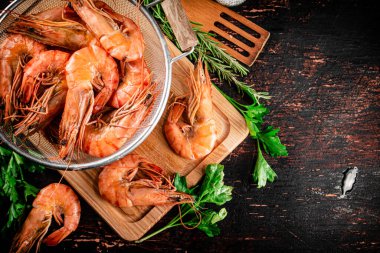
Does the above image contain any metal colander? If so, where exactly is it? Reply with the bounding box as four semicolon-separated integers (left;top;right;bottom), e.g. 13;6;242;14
0;0;194;170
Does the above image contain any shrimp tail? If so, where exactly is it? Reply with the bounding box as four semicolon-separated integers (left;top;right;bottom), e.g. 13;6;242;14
42;227;72;246
92;76;118;114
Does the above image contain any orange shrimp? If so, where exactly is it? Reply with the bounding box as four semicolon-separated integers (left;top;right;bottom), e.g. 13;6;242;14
110;59;151;108
10;183;80;253
34;4;82;23
164;59;217;160
33;6;66;21
18;50;70;104
82;84;155;157
8;15;95;51
68;0;144;61
0;34;46;120
13;50;70;136
90;0;150;108
98;154;193;207
93;0;144;61
59;44;118;158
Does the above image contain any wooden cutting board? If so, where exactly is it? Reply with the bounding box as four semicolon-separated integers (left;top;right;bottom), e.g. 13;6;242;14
59;40;249;241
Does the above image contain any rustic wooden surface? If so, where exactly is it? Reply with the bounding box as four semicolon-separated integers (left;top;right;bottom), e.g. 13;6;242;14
2;0;379;252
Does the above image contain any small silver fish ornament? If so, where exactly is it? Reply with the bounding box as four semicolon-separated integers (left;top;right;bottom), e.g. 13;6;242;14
339;167;358;199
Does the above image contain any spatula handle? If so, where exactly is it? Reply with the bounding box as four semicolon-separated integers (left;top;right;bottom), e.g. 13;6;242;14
160;0;198;51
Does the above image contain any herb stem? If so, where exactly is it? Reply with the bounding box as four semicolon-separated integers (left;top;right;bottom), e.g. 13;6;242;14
136;221;182;243
136;204;197;243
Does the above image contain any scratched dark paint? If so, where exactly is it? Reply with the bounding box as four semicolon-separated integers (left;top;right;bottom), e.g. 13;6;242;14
1;0;379;252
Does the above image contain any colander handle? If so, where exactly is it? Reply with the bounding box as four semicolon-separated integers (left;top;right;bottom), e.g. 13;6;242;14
147;0;198;63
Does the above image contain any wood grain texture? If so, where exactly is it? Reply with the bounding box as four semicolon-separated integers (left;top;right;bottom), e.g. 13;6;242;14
57;40;248;241
181;0;270;66
1;0;379;252
161;0;198;51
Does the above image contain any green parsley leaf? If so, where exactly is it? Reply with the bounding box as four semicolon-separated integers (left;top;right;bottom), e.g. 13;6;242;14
26;163;45;174
13;152;24;166
189;208;228;237
22;181;39;201
0;145;44;235
258;126;288;157
198;164;233;206
173;173;192;195
253;144;277;188
0;146;12;156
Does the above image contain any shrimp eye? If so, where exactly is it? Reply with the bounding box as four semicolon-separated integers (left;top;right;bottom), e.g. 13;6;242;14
170;196;182;202
60;140;67;145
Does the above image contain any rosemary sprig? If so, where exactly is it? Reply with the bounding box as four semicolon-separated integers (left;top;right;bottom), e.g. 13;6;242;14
190;24;249;77
144;0;249;89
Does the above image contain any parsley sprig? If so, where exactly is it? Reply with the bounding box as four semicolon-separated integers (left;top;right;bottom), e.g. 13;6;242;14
136;164;233;242
216;85;288;187
0;145;44;235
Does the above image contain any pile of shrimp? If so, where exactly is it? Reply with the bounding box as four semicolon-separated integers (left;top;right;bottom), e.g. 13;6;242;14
0;0;154;159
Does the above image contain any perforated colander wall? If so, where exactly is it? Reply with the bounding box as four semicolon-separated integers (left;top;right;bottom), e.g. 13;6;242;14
0;0;171;170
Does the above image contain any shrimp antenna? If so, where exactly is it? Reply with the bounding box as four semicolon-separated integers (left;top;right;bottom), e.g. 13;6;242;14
178;202;202;230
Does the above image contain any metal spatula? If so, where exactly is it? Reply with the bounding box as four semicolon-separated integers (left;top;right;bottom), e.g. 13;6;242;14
181;0;270;66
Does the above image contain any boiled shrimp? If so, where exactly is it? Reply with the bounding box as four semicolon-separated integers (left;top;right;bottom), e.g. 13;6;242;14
91;0;150;107
0;34;46;120
13;82;67;137
34;4;82;23
98;154;193;207
10;183;80;253
18;50;70;104
164;59;217;160
33;6;66;21
13;50;70;136
68;0;144;61
82;84;155;157
110;59;151;108
59;43;118;158
93;0;144;61
8;15;95;51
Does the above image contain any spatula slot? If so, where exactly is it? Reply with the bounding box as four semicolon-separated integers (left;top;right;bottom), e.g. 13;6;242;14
220;12;262;39
209;30;250;57
215;21;255;48
180;0;270;66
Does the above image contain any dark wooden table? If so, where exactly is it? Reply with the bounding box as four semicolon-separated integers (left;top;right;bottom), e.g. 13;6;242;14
2;0;379;252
